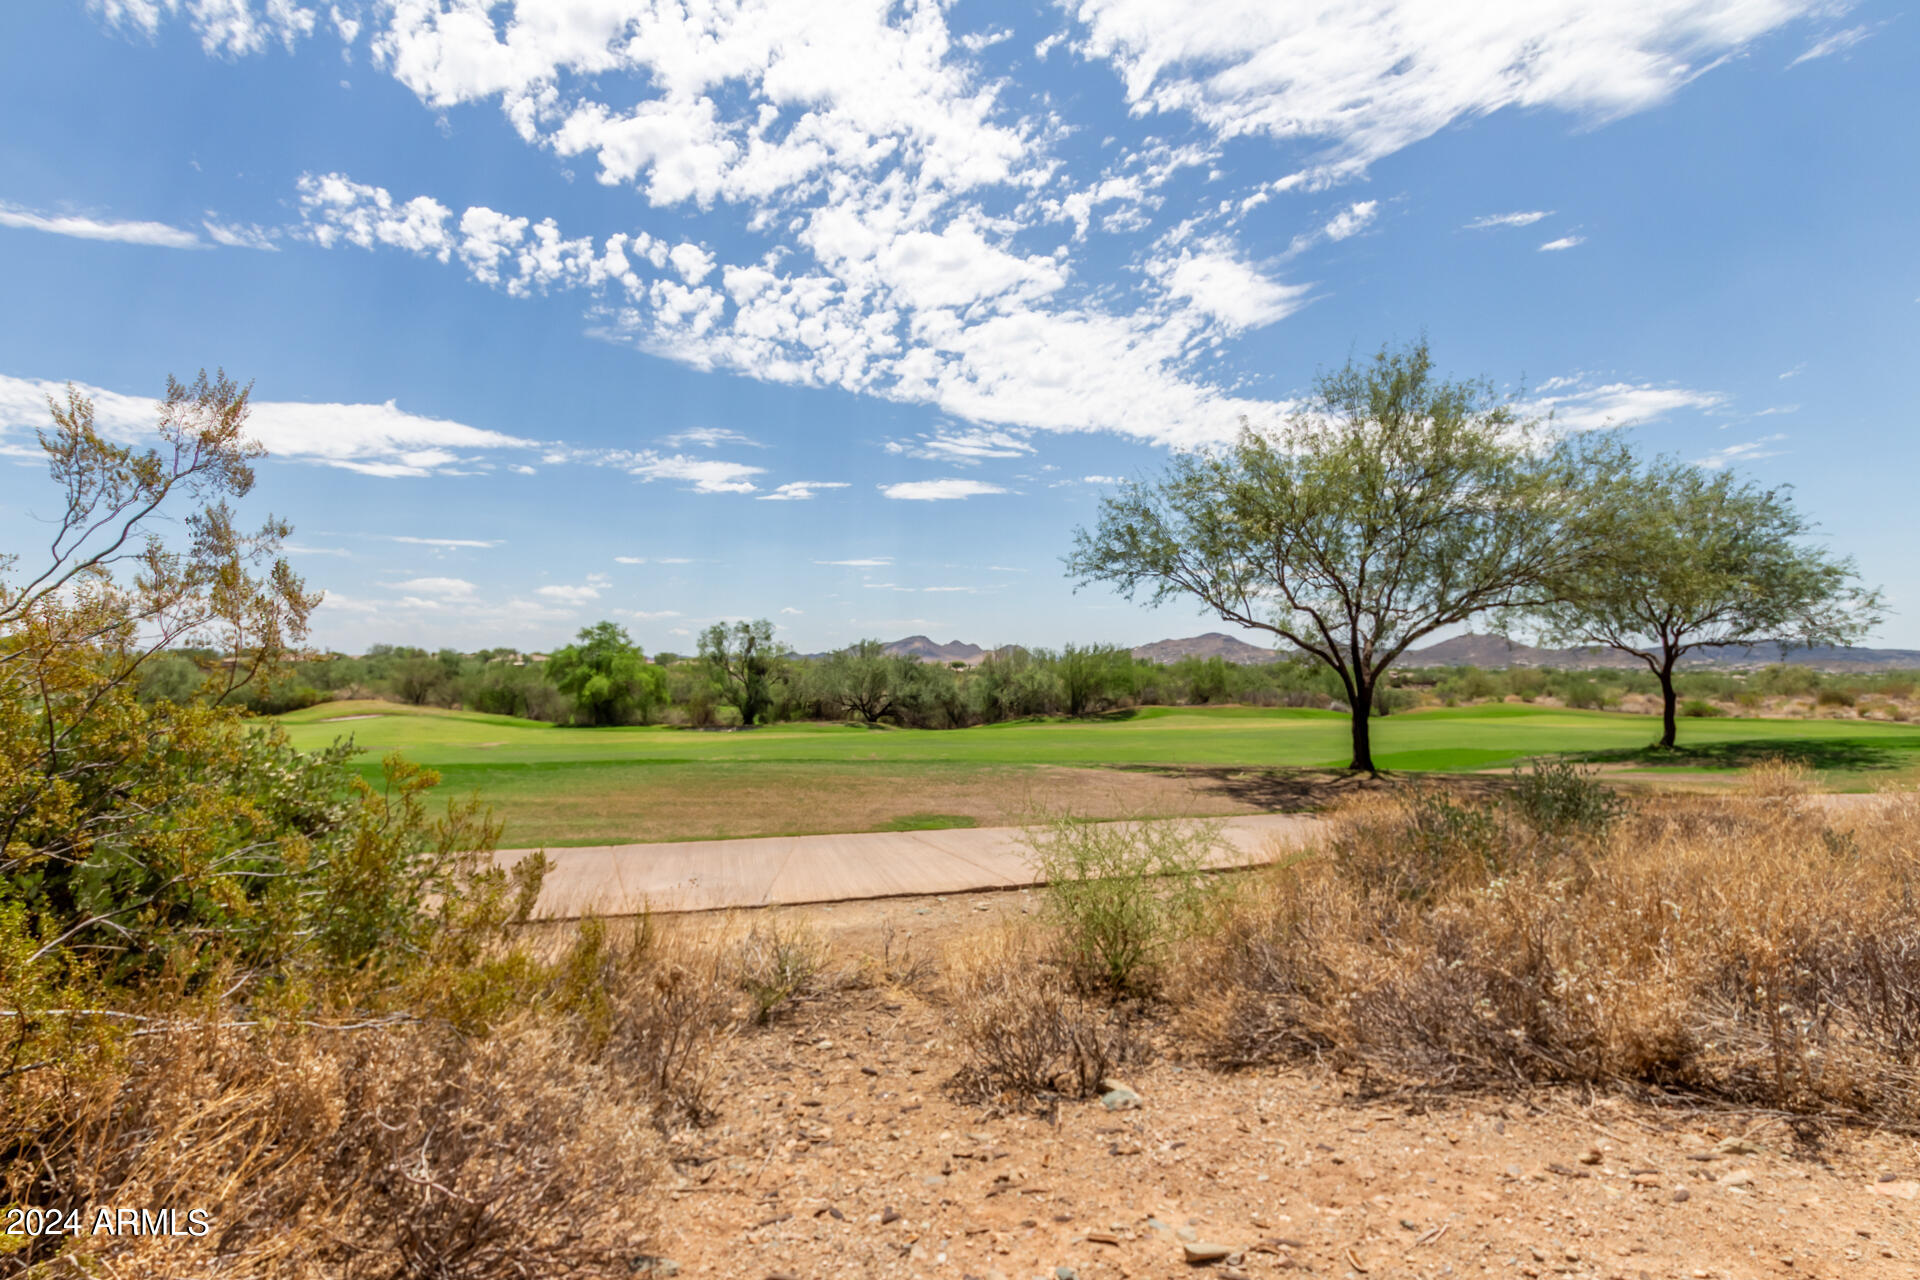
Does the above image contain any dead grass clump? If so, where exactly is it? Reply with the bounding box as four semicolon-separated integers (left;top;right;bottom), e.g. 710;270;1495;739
735;916;827;1025
1180;775;1920;1125
2;916;743;1277
946;926;1147;1103
6;1016;661;1278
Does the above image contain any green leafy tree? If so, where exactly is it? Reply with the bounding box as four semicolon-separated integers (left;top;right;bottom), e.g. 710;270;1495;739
1537;457;1882;748
547;621;666;726
698;618;780;725
822;639;907;723
1068;340;1622;772
1055;643;1135;716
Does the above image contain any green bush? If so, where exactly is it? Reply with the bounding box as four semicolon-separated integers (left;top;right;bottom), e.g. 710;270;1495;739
1681;697;1726;717
1816;688;1857;708
1507;757;1625;842
1024;816;1222;994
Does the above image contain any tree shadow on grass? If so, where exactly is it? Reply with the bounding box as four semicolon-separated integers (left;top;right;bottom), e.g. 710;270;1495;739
1107;764;1513;812
1573;738;1910;773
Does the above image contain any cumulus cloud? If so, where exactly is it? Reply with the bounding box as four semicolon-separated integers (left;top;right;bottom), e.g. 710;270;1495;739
603;450;766;494
0;202;205;249
1148;239;1308;330
123;2;1822;453
879;478;1007;501
0;374;538;478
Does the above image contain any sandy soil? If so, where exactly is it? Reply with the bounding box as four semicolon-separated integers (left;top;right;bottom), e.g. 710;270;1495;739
639;891;1920;1280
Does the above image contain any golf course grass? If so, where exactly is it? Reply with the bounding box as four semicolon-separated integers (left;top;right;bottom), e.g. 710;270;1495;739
274;700;1920;847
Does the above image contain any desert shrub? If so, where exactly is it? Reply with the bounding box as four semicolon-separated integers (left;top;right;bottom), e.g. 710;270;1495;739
1178;778;1920;1126
1735;689;1762;710
4;1015;663;1278
1816;687;1857;708
735;917;825;1024
1326;788;1516;905
1556;675;1606;709
948;927;1146;1101
1507;757;1625;842
1024;816;1222;994
1681;697;1726;718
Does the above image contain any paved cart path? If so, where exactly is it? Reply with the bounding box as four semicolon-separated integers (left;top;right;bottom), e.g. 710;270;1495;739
500;813;1320;916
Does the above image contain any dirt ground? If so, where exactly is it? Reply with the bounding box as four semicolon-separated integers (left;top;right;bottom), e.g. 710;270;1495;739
640;891;1920;1280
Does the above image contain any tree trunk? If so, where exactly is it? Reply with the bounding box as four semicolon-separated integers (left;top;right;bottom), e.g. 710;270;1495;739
1658;663;1678;750
1348;686;1376;773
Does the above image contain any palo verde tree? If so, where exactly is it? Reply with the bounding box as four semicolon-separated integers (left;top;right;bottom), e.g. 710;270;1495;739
548;621;666;725
1068;340;1623;772
0;373;530;987
821;639;906;724
1536;456;1882;749
699;618;780;725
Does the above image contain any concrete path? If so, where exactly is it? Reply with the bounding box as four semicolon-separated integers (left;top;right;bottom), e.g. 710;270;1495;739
500;813;1320;917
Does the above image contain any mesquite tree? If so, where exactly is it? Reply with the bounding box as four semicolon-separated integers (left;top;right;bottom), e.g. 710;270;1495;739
1068;340;1623;772
1536;457;1881;749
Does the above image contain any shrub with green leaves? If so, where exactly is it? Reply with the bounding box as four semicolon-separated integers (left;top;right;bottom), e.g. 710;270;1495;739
1507;756;1625;842
1023;816;1221;994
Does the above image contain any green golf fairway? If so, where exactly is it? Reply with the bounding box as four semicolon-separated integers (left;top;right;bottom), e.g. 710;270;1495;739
278;699;1920;780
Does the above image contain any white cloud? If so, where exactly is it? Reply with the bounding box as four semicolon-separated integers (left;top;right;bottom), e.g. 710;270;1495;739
387;576;477;598
1694;434;1787;469
816;557;893;566
886;426;1034;462
1070;1;1827;178
1320;200;1377;241
1149;239;1307;330
614;555;648;564
89;0;317;56
613;451;765;494
757;481;849;501
536;583;602;603
1539;235;1586;251
137;3;1821;455
281;543;351;557
1526;379;1726;431
388;535;499;548
879;478;1008;501
656;557;692;564
1465;210;1553;229
1789;24;1872;67
661;426;758;448
1083;474;1121;484
0;202;204;249
0;374;538;478
779;606;804;615
620;608;682;619
202;218;280;249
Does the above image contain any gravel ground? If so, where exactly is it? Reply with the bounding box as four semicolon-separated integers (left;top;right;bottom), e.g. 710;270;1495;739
637;890;1920;1280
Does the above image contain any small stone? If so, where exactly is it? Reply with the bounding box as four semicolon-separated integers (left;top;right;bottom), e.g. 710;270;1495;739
1176;1227;1199;1242
1182;1241;1235;1263
1400;1219;1419;1231
1719;1169;1754;1188
632;1259;680;1277
1055;1268;1079;1280
1578;1147;1603;1165
1869;1180;1920;1200
881;1208;901;1225
1100;1087;1143;1111
1672;1188;1691;1203
1714;1137;1762;1156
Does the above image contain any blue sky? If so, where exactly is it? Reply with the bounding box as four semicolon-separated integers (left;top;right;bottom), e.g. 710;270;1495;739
1;1;1914;655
